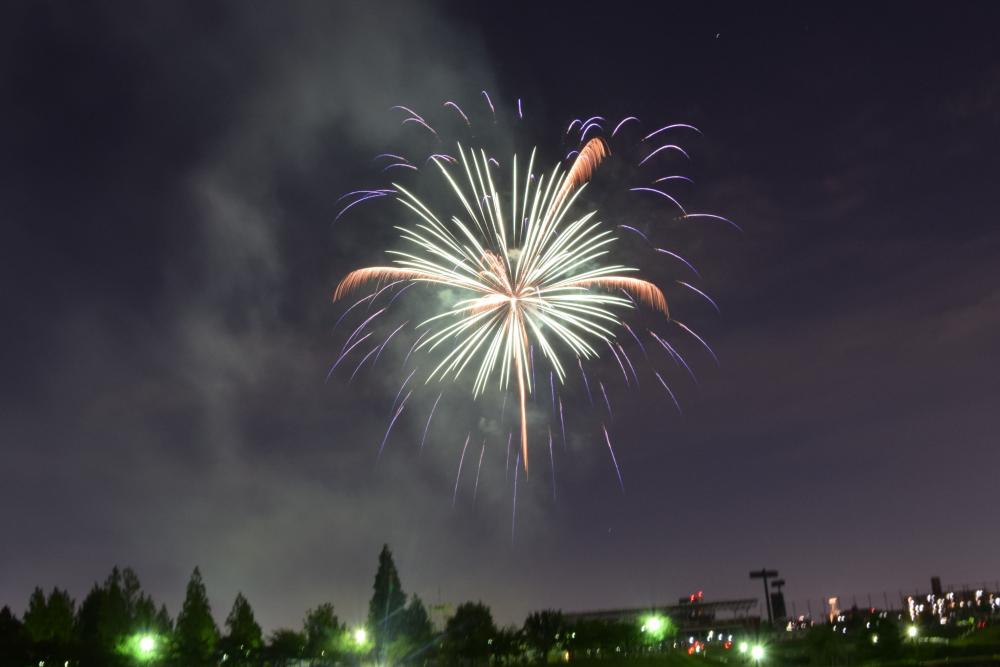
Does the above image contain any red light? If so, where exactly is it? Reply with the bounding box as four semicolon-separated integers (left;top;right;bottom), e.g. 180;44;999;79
724;641;732;649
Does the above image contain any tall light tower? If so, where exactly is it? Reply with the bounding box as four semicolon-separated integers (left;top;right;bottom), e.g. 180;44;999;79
750;569;779;626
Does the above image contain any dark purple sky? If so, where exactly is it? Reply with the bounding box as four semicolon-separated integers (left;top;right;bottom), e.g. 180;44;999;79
2;1;999;631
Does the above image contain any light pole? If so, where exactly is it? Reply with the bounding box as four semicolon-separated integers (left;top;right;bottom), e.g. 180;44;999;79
750;569;779;626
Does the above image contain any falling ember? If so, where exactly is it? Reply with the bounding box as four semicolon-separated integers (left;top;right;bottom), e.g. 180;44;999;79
453;433;471;507
473;440;487;503
602;424;625;494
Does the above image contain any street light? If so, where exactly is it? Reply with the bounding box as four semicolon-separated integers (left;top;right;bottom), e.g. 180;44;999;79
640;614;670;641
644;616;664;634
128;633;158;662
353;627;368;646
138;635;156;654
751;644;765;661
906;625;918;639
738;641;750;654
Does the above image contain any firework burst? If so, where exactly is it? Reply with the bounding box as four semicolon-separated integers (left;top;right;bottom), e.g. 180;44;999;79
331;95;734;500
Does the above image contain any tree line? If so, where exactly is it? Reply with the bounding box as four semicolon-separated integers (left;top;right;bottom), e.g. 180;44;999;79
0;545;669;666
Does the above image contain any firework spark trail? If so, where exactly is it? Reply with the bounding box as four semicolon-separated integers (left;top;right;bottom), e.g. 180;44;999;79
391;368;418;414
618;224;651;244
372;321;409;367
558;397;566;450
606;341;631;387
654;371;683;414
326;331;373;379
481;90;496;120
402;116;439;138
378;391;411;461
629;187;687;214
682;212;744;232
643;123;702;141
333;293;376;331
335;191;389;221
578;358;595;406
602;424;625;494
677;281;720;313
548;428;556;502
517;98;523;119
639;144;690;166
618;343;640;386
453;433;471;507
650;331;698;384
599;381;613;418
549;371;556;414
390;105;426;122
336;188;394;204
566;119;581;134
425;153;457;166
368;279;408;307
529;346;537;401
580;121;603;141
443;101;470;126
387;281;418;306
383;163;418;172
473;440;487;503
655;248;701;278
611;116;639;136
350;345;381;382
654;175;694;184
374;154;409;163
505;431;512;479
623;323;649;358
401;331;429;369
419;392;443;452
512;452;520;542
674;320;719;366
341;308;386;354
500;391;507;425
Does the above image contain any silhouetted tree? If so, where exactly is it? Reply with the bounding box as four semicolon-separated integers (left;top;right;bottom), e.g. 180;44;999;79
522;610;565;661
492;626;523;665
267;628;306;666
445;602;497;666
0;606;28;664
155;603;172;634
219;592;262;664
173;567;219;665
368;544;407;655
23;587;75;644
390;594;436;662
303;602;343;663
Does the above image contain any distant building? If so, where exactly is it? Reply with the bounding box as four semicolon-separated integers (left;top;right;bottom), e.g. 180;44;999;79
905;577;999;627
564;594;759;638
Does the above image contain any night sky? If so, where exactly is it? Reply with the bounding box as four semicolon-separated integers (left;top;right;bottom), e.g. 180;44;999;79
3;2;999;631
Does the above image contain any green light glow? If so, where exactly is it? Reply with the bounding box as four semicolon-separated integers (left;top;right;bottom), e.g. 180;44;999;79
640;614;671;641
751;644;765;661
122;633;159;661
